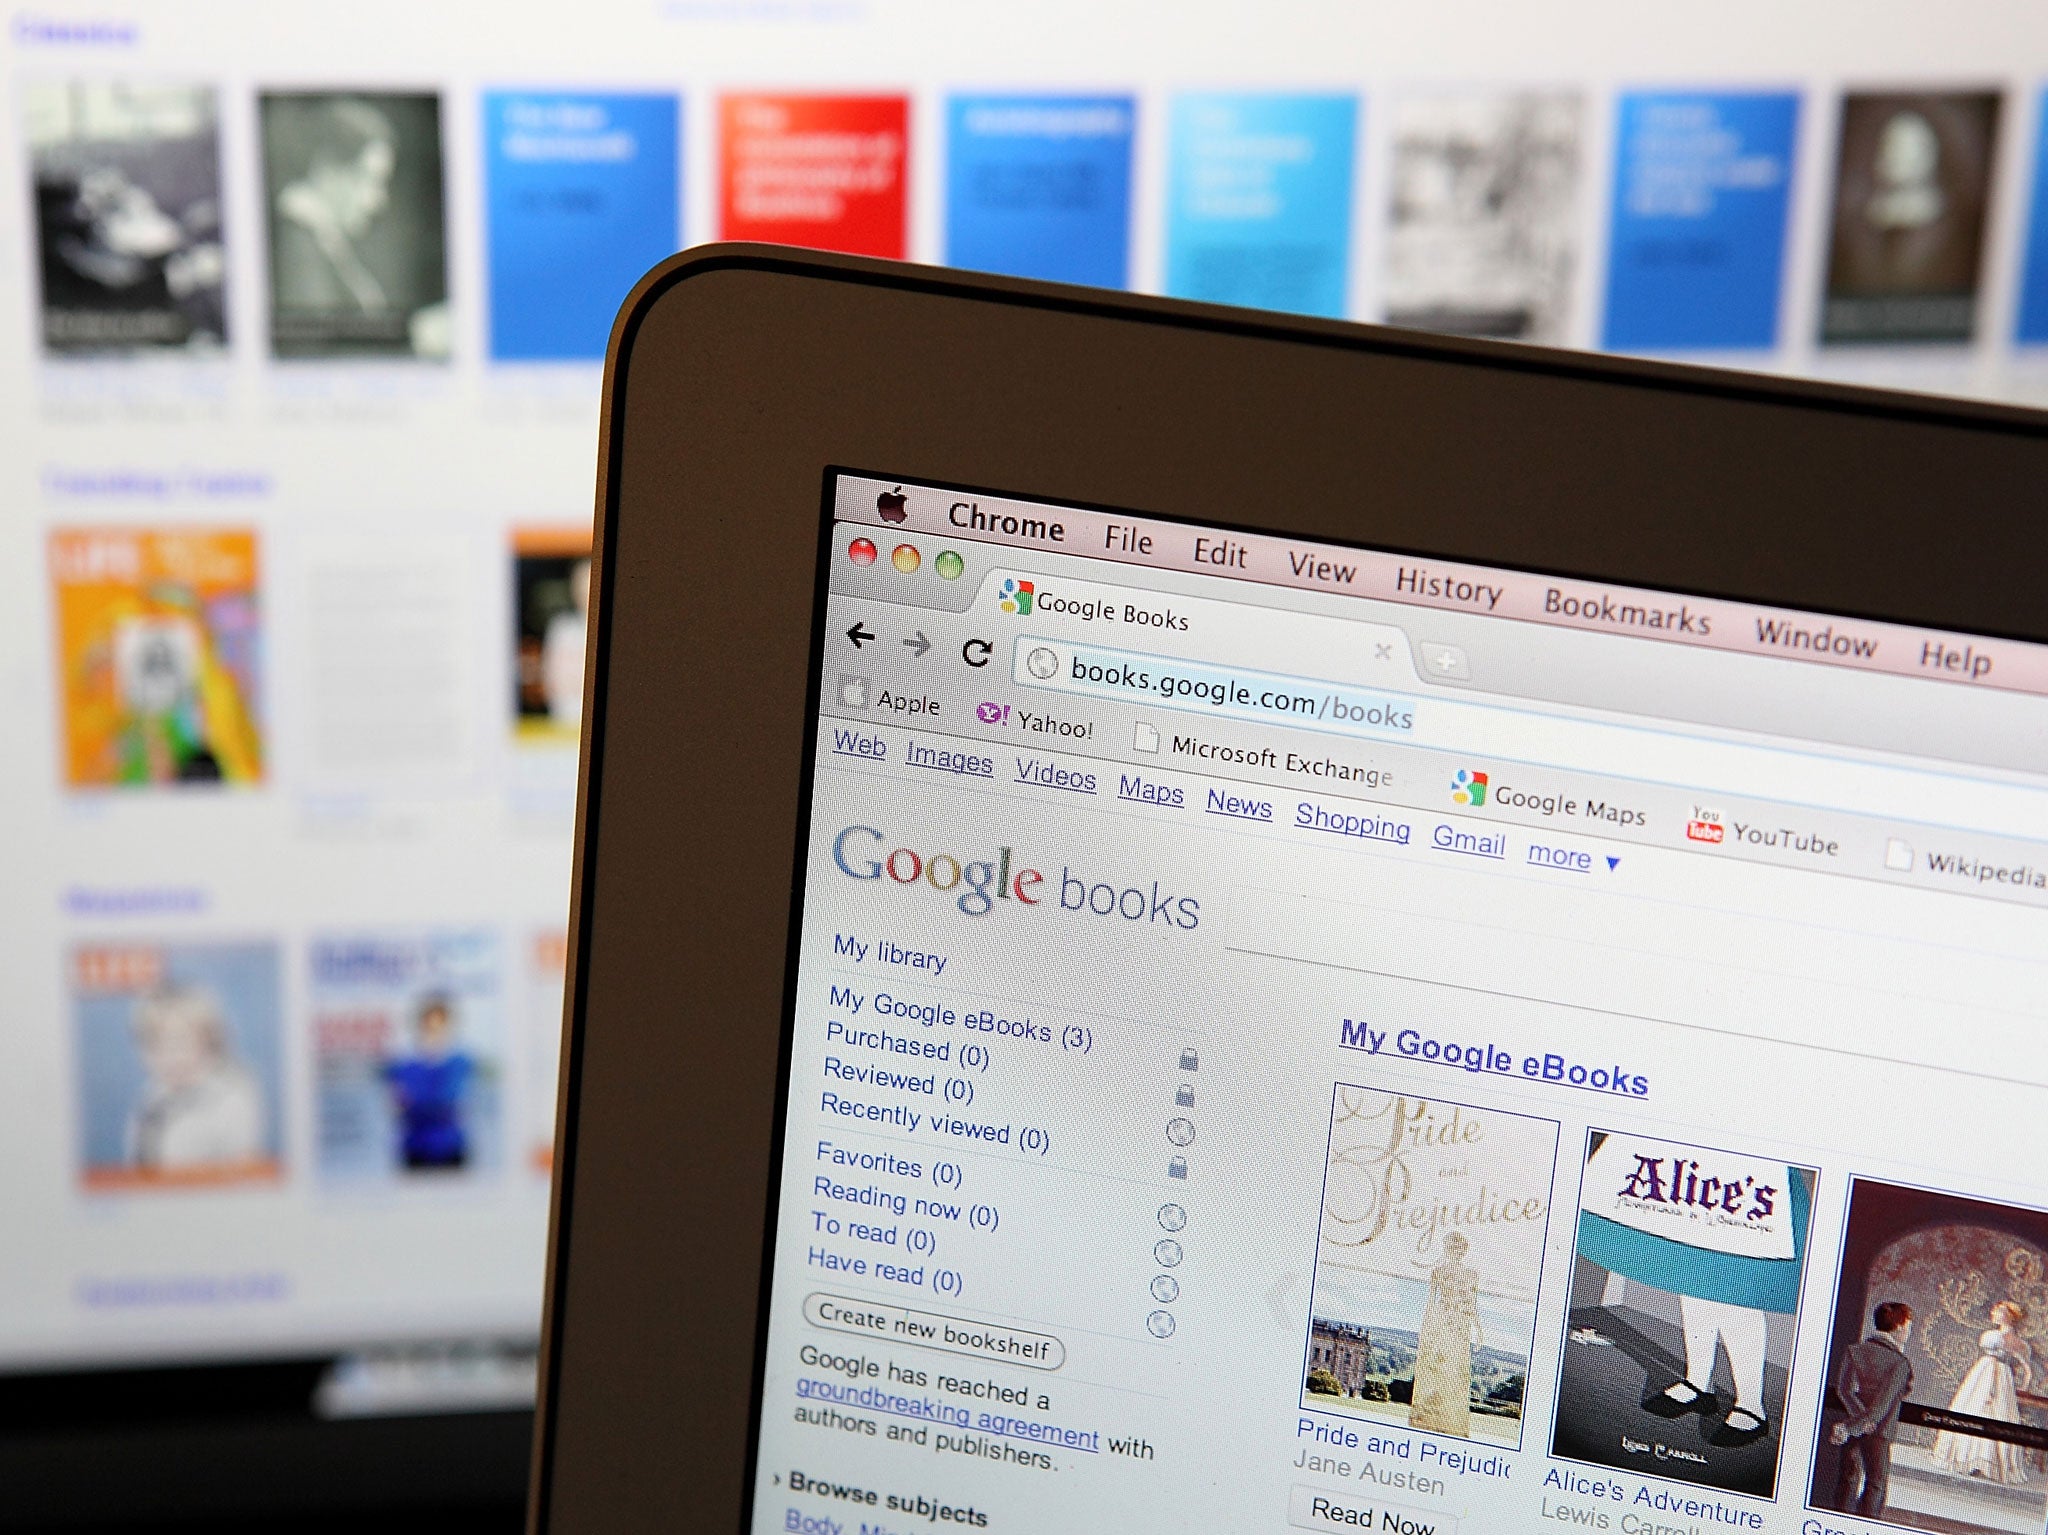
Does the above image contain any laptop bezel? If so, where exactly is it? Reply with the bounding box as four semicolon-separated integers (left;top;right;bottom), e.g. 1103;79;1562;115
531;245;2048;1533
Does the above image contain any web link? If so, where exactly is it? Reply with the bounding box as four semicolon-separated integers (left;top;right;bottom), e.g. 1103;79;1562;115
1053;649;1415;731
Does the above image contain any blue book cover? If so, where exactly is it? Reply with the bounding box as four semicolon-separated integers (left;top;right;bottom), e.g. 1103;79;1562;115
484;91;679;362
1166;93;1358;318
1602;92;1799;351
945;95;1134;287
2017;90;2048;343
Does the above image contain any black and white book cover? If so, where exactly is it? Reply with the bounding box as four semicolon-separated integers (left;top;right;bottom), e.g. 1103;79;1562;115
1821;91;2001;344
260;91;450;359
1383;91;1583;344
26;81;227;354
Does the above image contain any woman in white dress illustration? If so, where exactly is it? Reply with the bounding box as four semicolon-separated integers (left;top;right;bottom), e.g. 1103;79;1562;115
1410;1231;1482;1436
1933;1300;2033;1483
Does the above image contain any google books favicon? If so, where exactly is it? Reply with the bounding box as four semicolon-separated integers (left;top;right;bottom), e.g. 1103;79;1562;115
1000;579;1035;615
1452;769;1488;806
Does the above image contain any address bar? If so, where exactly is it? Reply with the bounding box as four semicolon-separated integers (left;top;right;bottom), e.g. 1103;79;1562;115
1009;634;2048;841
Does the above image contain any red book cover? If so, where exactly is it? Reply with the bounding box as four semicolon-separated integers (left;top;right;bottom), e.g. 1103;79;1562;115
719;94;908;257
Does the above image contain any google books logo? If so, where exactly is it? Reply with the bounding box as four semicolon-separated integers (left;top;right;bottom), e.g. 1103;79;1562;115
1451;769;1488;807
999;579;1035;615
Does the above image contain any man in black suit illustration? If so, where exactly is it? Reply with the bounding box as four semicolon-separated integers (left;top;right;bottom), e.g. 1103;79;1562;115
1829;1300;1916;1518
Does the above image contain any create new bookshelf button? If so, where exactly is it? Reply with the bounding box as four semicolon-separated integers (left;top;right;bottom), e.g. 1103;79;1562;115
1289;1483;1457;1534
803;1293;1066;1370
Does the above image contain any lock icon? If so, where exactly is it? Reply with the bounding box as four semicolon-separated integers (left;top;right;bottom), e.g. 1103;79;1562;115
1175;1084;1195;1108
1167;1155;1188;1180
1179;1048;1200;1072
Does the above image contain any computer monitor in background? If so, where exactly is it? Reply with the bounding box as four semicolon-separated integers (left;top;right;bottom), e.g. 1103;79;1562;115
6;0;2048;1525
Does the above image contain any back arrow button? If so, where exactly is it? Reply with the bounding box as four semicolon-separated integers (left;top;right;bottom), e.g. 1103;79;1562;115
903;631;931;657
846;623;876;648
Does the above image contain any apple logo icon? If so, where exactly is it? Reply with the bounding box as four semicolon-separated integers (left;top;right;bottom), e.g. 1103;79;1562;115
877;486;908;524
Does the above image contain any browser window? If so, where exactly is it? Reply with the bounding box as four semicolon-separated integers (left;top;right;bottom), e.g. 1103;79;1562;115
754;473;2048;1535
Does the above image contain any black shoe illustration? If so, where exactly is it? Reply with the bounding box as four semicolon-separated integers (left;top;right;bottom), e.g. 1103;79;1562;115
1641;1381;1718;1419
1709;1408;1769;1447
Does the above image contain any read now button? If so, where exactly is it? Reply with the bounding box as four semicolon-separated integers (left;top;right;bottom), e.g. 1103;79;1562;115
1289;1483;1456;1534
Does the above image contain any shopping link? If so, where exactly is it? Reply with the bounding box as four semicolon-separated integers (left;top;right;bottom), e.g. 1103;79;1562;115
1014;639;1418;735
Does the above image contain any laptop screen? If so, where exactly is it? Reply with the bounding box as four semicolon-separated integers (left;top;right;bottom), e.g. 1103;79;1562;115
757;470;2048;1534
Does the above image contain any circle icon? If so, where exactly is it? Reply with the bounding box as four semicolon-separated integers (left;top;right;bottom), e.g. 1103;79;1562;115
891;544;921;574
934;550;964;580
848;538;878;567
1146;1310;1177;1339
1026;647;1059;680
1166;1117;1195;1147
1157;1203;1187;1232
1153;1238;1183;1268
1150;1274;1180;1303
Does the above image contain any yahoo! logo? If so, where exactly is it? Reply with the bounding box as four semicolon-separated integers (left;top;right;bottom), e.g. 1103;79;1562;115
830;825;1201;928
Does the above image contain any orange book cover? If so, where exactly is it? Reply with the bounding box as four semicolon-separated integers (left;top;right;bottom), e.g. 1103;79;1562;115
50;527;263;787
